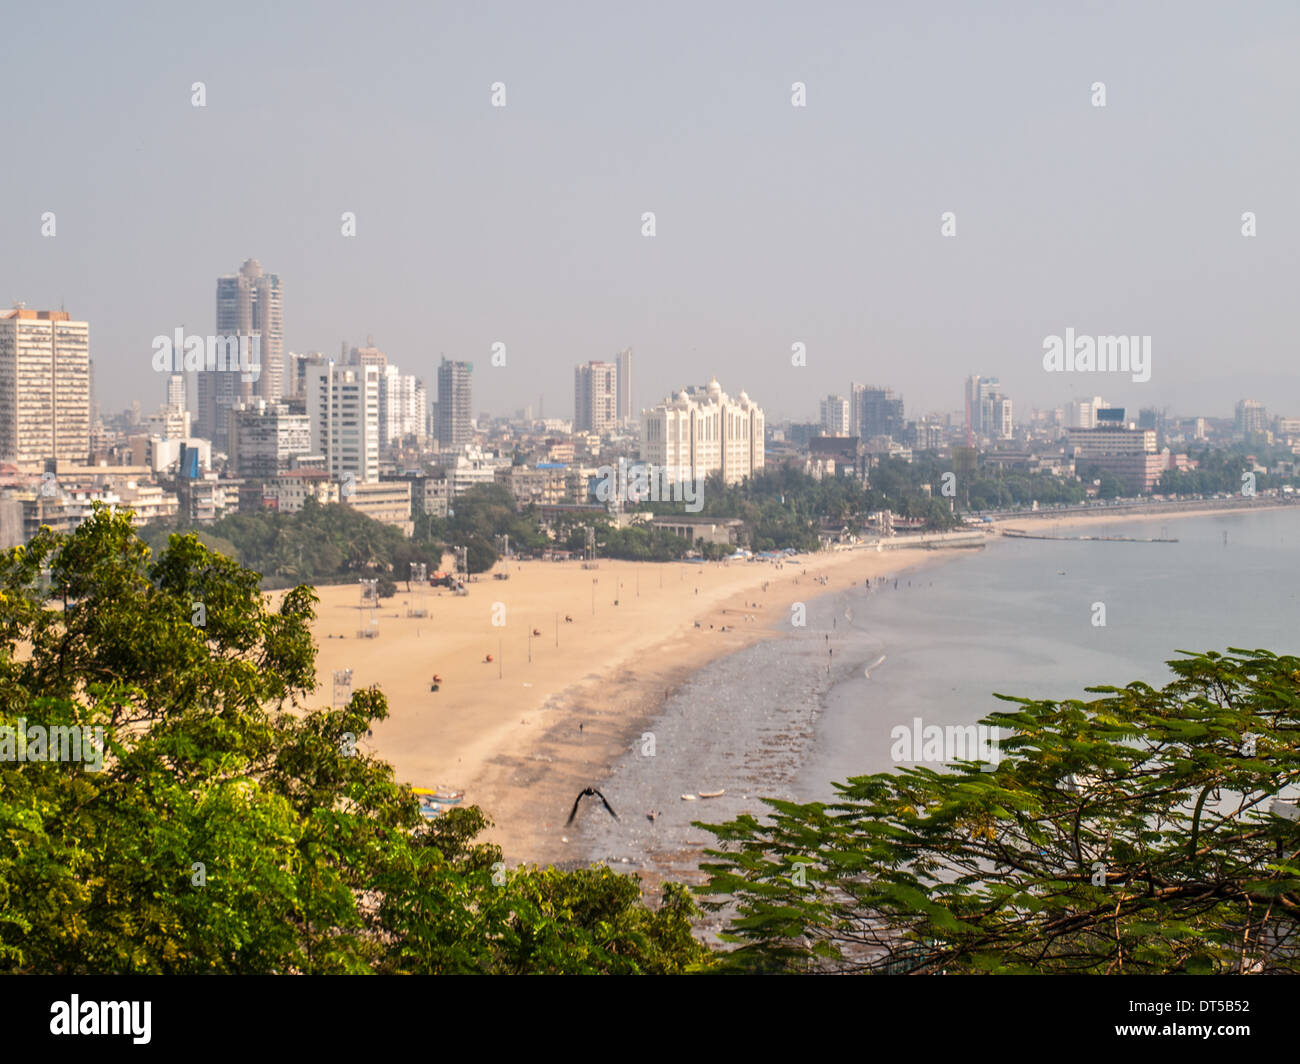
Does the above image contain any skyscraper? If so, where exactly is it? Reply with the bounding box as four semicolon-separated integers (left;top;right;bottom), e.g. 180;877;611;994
0;306;90;466
964;375;1021;441
200;259;283;449
574;360;618;435
436;357;473;449
616;347;633;423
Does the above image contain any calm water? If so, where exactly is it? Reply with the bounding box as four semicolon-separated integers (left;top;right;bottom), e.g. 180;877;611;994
581;507;1300;877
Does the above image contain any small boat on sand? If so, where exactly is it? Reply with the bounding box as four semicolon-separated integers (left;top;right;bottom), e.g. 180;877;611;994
680;794;697;801
697;789;725;799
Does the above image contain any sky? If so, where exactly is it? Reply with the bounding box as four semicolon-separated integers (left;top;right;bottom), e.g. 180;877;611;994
2;0;1297;424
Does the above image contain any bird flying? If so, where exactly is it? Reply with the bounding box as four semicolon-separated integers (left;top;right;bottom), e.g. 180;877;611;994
567;786;618;825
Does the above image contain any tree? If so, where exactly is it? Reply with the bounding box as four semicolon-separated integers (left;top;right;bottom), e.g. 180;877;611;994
0;506;707;974
697;648;1300;974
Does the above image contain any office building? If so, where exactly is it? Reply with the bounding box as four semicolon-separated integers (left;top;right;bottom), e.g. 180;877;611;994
1068;411;1162;493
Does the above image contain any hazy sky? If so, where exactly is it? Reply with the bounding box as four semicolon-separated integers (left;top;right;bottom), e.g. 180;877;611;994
3;1;1297;424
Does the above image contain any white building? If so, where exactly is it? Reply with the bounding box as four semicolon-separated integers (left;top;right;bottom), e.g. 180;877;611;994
228;400;312;478
441;445;506;496
820;394;850;436
574;360;618;435
305;361;380;485
0;307;91;467
640;378;765;486
1067;396;1107;430
378;365;427;445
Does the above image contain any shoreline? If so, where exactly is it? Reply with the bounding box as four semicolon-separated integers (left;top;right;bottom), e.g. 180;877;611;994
294;543;971;866
294;497;1295;871
985;496;1296;534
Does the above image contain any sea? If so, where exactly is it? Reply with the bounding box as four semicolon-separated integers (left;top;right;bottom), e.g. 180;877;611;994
580;507;1300;883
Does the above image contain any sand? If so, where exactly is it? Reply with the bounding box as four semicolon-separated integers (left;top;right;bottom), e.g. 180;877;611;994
292;546;944;864
285;498;1296;865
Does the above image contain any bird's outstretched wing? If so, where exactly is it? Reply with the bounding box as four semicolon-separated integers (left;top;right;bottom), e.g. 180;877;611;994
594;789;619;820
566;791;585;825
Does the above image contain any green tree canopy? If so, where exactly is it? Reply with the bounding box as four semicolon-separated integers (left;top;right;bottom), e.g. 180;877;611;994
698;648;1300;974
0;506;707;974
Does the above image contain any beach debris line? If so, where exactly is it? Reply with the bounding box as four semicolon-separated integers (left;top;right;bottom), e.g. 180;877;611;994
567;786;619;824
863;654;887;679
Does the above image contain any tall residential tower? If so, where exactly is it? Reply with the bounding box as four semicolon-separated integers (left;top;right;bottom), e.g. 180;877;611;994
436;357;473;449
0;306;90;466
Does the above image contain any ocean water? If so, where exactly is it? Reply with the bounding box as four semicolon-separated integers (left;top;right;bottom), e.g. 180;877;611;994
581;507;1300;878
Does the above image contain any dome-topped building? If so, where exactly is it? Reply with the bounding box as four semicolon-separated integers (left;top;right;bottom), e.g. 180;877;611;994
640;378;765;486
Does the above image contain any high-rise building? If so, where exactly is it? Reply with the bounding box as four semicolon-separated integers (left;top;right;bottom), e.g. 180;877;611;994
1236;399;1268;438
855;385;905;442
964;376;1004;440
286;352;325;401
640;377;764;485
201;259;283;449
988;393;1013;440
0;306;90;465
819;394;850;436
306;361;380;485
617;347;633;423
574;360;618;435
436;358;473;449
166;373;186;415
227;400;312;478
378;364;427;445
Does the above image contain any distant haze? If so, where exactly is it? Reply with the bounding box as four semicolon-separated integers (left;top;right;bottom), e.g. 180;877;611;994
3;1;1297;422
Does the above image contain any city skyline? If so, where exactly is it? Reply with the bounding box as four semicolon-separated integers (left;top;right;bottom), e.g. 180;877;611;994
4;2;1297;423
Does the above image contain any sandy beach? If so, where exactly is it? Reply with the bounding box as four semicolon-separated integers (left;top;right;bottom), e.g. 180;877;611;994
286;497;1297;867
295;544;947;864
